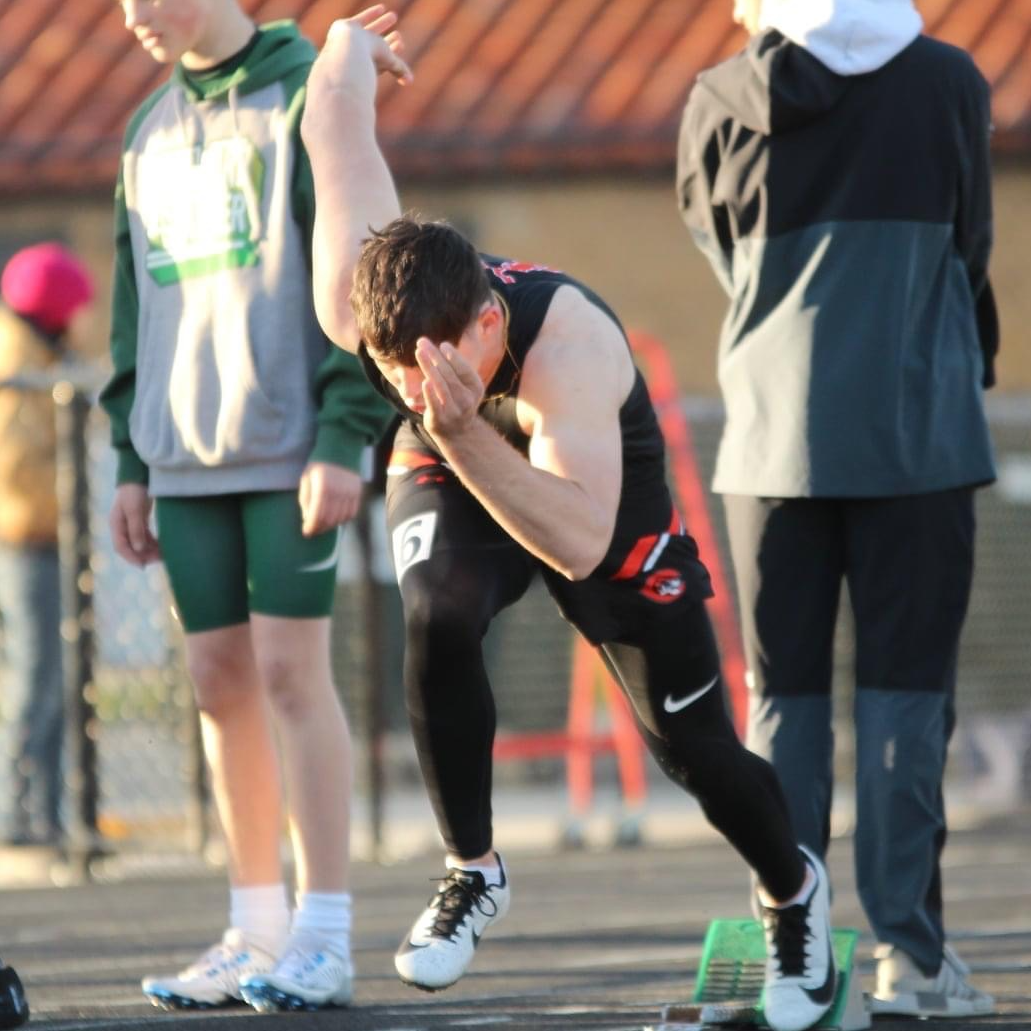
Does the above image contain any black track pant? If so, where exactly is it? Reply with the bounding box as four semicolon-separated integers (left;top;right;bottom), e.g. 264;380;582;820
723;489;976;972
387;453;806;900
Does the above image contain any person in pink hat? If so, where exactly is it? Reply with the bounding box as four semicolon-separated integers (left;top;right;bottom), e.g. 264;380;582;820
0;241;94;848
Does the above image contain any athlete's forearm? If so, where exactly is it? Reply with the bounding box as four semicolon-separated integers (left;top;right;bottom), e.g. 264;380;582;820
305;102;400;351
432;418;614;580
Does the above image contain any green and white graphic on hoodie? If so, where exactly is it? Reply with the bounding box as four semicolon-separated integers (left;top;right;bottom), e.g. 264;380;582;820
138;135;266;284
100;22;393;498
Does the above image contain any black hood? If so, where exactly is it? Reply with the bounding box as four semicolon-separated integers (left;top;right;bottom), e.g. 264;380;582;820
694;30;850;137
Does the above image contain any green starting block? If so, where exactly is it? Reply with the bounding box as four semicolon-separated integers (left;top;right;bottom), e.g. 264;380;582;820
668;919;870;1030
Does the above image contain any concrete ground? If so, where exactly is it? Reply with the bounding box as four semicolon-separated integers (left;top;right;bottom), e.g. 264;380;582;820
1;786;1028;1031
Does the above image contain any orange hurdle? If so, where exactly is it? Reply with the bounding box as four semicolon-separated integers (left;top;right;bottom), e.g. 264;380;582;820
564;635;647;844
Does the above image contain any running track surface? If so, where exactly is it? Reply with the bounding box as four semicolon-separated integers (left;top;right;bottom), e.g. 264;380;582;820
5;809;1028;1031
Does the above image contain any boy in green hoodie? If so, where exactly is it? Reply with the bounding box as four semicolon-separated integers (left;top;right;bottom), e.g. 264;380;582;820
100;1;408;1012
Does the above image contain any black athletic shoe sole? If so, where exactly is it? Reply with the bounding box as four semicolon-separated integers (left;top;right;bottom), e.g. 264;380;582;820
0;965;28;1030
398;974;457;993
143;989;239;1011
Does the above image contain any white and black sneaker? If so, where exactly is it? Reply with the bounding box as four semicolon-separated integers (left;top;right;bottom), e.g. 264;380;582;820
395;854;510;991
759;845;837;1031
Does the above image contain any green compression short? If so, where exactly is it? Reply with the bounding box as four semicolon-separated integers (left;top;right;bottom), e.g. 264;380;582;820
155;491;340;633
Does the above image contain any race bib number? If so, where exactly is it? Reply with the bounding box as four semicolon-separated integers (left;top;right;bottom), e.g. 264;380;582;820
391;511;438;582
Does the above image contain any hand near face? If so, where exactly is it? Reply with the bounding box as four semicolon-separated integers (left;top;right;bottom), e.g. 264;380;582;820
415;338;485;442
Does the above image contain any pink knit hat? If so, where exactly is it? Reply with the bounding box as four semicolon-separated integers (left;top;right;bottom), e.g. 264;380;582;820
1;242;95;334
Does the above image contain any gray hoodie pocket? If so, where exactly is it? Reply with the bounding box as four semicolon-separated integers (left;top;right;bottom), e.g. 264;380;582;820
131;310;286;471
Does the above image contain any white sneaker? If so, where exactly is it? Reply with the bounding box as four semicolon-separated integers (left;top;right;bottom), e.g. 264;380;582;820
870;942;994;1017
395;854;510;991
759;846;837;1031
141;929;276;1009
239;932;353;1012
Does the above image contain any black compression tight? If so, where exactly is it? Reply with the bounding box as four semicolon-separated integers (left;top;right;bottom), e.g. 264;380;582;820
400;551;804;900
400;538;534;865
599;603;803;899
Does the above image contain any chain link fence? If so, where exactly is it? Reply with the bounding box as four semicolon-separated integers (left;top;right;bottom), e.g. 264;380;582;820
1;380;1027;873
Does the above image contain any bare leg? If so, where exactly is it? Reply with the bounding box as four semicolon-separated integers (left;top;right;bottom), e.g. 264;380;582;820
185;623;284;887
250;614;351;893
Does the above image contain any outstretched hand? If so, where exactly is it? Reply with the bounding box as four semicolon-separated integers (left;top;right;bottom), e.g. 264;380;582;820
416;338;485;442
304;4;412;129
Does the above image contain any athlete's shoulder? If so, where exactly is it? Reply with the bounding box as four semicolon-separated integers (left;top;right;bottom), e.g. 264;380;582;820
538;283;627;351
520;286;633;419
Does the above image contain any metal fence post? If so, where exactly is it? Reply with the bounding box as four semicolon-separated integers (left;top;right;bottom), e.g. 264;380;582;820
52;381;104;877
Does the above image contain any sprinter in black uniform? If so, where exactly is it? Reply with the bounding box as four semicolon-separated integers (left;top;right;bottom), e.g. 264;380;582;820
340;217;834;1031
296;31;833;1025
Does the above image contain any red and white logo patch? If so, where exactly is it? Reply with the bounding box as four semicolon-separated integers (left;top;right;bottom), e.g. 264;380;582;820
640;568;686;604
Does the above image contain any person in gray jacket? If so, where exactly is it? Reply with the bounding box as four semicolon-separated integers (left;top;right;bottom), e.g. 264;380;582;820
677;0;996;1017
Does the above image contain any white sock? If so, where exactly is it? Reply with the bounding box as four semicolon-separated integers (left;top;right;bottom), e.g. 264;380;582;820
759;862;816;909
228;884;290;953
291;891;352;957
446;853;503;887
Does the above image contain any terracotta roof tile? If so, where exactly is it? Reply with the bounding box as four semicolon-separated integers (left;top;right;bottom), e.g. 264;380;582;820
0;0;1028;195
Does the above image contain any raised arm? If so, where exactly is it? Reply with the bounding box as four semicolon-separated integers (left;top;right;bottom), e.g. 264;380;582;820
417;287;632;580
301;7;411;351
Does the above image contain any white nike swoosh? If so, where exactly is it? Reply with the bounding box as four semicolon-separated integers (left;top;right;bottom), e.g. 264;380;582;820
299;527;341;573
662;674;719;714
